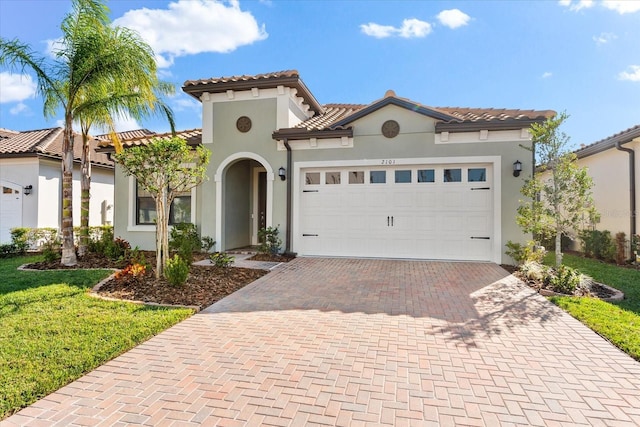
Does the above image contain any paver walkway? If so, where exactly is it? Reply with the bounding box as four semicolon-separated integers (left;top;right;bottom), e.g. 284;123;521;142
4;258;640;426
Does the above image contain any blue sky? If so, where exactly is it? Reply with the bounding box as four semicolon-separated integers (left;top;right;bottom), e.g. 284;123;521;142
1;0;639;149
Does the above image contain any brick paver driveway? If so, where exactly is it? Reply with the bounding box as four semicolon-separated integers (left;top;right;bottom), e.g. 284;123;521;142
5;258;640;426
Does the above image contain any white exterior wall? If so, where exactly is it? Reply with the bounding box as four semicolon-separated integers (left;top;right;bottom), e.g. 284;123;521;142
38;160;62;228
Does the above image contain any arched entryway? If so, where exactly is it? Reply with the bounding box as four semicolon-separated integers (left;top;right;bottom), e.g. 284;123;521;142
215;152;274;251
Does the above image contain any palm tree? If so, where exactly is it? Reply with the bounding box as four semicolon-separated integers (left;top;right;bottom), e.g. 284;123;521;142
74;25;175;257
1;0;174;264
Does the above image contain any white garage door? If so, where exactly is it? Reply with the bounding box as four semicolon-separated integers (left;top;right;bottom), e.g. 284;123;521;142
297;164;494;261
0;183;23;244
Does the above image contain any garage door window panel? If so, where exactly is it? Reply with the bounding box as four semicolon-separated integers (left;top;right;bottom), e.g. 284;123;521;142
370;170;386;184
305;172;320;185
444;168;462;182
349;171;364;184
395;170;411;183
417;169;435;183
468;168;487;182
325;172;341;185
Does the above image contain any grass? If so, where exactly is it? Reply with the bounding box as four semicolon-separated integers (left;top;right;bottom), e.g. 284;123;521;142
0;255;194;419
544;252;640;361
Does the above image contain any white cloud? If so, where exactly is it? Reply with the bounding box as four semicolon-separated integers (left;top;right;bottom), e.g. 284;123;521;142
602;0;640;14
361;18;432;39
542;72;553;79
559;0;595;11
113;0;267;68
0;72;36;103
171;95;201;112
437;9;471;29
360;23;397;38
618;65;640;81
399;19;432;38
593;32;617;45
9;102;29;115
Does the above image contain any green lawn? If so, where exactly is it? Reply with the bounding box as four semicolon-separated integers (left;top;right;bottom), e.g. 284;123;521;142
545;253;640;361
0;255;194;420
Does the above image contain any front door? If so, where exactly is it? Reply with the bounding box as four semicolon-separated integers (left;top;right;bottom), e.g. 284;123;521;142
258;171;267;232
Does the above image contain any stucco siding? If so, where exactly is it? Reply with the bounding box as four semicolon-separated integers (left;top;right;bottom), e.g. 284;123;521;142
0;158;39;232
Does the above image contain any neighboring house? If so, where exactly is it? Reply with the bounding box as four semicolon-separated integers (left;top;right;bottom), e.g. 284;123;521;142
574;125;639;255
0;127;114;243
103;70;555;264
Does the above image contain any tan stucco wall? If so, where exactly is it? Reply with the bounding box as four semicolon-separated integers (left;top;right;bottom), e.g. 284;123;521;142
576;139;639;246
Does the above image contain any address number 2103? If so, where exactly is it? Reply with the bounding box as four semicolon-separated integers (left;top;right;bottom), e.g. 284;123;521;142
381;159;396;165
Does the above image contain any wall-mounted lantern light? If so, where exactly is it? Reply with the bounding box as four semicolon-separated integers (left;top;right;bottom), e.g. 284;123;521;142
513;160;522;177
278;166;286;181
23;185;33;196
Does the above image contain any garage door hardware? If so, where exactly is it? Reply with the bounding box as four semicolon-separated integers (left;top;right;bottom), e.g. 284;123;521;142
302;234;319;237
303;190;319;193
470;236;491;239
387;216;394;226
471;187;490;190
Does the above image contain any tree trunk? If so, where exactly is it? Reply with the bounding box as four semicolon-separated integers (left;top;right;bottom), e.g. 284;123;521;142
555;229;563;267
61;118;77;266
154;186;169;279
78;135;91;257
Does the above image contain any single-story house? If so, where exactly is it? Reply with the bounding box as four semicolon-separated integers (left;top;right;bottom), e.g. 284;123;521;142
103;70;555;264
0;127;114;243
574;125;639;255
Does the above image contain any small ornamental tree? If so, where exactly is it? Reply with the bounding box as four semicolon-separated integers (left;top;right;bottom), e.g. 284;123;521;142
517;112;598;266
114;137;210;278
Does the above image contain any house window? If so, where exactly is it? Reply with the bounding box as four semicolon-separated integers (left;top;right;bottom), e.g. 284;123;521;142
136;182;191;225
444;168;462;182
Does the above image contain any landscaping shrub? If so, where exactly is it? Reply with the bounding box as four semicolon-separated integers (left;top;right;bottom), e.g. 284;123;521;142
105;237;130;261
127;246;150;270
505;240;546;265
258;226;282;255
544;264;582;294
519;261;548;282
164;255;190;286
210;252;234;268
201;236;216;253
36;228;61;262
115;262;147;280
579;229;616;262
169;223;201;264
0;243;17;258
10;227;32;254
615;232;627;265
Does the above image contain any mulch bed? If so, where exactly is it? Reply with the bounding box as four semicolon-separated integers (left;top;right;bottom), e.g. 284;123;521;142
248;253;295;262
24;252;268;309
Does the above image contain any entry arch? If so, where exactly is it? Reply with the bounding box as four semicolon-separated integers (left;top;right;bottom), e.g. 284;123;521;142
215;152;274;251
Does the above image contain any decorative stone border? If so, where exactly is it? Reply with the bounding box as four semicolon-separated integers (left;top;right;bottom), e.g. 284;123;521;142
538;281;624;302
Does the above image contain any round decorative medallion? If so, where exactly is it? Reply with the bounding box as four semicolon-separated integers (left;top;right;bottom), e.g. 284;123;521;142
381;120;400;138
236;116;252;133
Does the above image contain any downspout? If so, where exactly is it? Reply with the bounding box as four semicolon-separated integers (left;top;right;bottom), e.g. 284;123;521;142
615;140;636;246
283;139;293;254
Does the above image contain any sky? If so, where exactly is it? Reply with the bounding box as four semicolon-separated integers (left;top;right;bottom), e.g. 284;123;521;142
1;0;639;149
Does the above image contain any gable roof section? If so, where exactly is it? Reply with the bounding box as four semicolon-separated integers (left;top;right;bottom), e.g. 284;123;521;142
182;70;324;115
95;129;156;142
0;127;113;168
96;128;202;152
575;124;640;159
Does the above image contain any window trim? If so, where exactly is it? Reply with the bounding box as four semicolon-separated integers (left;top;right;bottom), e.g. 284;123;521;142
128;177;196;231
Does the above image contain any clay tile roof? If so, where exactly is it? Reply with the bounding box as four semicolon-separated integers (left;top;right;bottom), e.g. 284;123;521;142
95;129;156;141
294;104;367;131
0;127;113;167
183;70;300;87
574;124;640;158
97;128;202;152
436;107;556;123
0;128;20;139
182;70;323;114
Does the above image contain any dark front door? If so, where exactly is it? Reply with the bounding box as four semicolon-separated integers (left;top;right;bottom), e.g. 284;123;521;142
258;172;267;233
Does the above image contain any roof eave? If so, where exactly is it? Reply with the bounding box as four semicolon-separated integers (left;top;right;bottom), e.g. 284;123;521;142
272;127;353;141
330;97;456;129
575;126;640;159
182;75;324;114
436;118;545;132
